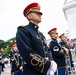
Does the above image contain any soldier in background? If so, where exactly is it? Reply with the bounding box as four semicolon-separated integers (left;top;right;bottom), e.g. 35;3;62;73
59;33;75;75
0;48;5;72
9;42;23;75
48;28;69;75
0;47;5;75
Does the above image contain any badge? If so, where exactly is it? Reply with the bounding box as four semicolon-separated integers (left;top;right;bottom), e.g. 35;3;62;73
53;46;59;51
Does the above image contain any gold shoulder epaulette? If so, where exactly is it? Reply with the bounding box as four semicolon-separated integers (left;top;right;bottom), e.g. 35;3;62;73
17;25;25;29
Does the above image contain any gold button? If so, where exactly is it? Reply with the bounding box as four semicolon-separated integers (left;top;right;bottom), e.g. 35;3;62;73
35;26;37;28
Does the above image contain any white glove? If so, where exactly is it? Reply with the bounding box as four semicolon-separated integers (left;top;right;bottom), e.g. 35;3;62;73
19;66;23;70
50;61;57;73
47;68;54;75
64;47;69;54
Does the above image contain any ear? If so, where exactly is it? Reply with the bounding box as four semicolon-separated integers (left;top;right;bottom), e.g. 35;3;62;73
27;13;32;19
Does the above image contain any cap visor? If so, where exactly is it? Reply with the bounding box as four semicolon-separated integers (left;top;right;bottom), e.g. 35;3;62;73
31;10;42;15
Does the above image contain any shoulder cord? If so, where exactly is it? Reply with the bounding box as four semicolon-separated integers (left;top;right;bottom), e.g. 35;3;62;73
37;30;46;57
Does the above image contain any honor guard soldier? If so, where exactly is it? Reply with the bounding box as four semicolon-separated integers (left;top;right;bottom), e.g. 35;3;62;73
0;47;5;75
16;2;57;75
59;33;75;75
0;48;5;72
48;28;69;75
9;42;23;75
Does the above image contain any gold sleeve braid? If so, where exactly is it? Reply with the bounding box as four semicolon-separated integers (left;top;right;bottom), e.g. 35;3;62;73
30;53;47;73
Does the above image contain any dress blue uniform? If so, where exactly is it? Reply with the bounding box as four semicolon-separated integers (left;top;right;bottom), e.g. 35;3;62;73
48;28;67;75
16;2;55;75
16;2;54;75
16;22;53;75
9;42;23;75
49;39;66;75
0;49;5;75
59;33;75;75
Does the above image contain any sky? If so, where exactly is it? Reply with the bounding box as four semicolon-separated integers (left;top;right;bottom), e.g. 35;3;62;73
0;0;72;41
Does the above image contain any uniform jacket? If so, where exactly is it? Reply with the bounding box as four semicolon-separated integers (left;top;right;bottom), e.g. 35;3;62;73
49;39;66;68
9;51;23;72
16;22;52;75
0;51;5;65
59;40;74;67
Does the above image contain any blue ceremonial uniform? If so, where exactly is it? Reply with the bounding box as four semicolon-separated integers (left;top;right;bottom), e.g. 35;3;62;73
49;39;66;75
59;40;75;75
59;40;74;67
0;51;5;75
16;22;52;75
0;51;5;67
9;50;23;75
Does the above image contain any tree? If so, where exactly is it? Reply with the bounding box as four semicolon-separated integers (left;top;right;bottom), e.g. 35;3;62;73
0;37;16;56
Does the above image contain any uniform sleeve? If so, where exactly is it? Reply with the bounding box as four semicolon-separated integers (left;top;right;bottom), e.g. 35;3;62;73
9;52;17;64
16;28;51;74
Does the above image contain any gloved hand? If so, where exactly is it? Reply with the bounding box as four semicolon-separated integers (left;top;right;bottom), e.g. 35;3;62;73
47;68;54;75
50;61;57;73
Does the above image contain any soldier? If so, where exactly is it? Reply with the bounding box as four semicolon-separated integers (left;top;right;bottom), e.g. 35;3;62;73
59;33;75;75
9;42;23;75
0;47;5;75
16;2;57;75
48;28;68;75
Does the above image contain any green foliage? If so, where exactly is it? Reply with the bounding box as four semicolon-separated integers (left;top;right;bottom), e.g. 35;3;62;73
0;37;16;56
4;47;10;56
0;40;5;48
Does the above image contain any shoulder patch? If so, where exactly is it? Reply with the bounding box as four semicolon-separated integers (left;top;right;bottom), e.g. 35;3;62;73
53;46;59;51
17;25;25;29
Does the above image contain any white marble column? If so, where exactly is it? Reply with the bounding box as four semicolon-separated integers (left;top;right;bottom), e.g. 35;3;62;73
63;0;76;38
